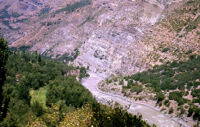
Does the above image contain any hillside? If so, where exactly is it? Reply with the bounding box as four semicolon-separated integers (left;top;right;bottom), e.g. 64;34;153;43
0;0;200;126
99;0;200;126
0;51;150;127
0;0;182;75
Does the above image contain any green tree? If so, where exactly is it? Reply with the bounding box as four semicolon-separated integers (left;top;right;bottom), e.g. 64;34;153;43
0;38;9;120
169;107;174;114
156;92;165;103
38;54;42;63
31;101;45;117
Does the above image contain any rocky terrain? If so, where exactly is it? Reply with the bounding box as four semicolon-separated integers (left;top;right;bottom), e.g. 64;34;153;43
98;0;200;126
0;0;186;75
82;72;186;127
1;0;200;126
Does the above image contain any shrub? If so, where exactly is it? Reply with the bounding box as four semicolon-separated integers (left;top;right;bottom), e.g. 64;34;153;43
162;47;170;53
31;101;45;117
156;92;165;103
130;85;143;94
169;107;174;114
191;89;200;97
169;92;186;105
164;100;170;107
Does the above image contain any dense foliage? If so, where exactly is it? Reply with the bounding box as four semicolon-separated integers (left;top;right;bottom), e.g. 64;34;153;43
0;51;84;126
126;56;200;92
0;51;150;127
0;38;9;120
91;103;151;127
46;75;95;108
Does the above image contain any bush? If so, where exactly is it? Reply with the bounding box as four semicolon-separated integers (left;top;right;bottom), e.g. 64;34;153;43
162;47;170;52
193;108;200;121
169;107;174;114
31;101;45;117
191;89;200;97
156;92;165;103
164;100;170;107
130;85;143;94
188;106;200;121
119;80;124;85
169;92;186;105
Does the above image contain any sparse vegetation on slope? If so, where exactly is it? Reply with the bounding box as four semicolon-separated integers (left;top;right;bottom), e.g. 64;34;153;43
103;55;200;122
98;1;200;126
55;0;91;14
138;0;200;68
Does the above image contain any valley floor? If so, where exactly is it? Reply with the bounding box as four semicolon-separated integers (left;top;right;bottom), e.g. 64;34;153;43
82;72;190;127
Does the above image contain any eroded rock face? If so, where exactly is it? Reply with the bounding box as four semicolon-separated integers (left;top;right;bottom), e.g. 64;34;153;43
0;0;181;76
74;0;171;75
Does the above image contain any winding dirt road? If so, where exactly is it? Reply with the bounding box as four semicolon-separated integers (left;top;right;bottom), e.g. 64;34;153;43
82;72;189;127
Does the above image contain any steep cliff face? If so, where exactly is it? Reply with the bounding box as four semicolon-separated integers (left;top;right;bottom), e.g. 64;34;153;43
73;0;182;75
0;0;191;76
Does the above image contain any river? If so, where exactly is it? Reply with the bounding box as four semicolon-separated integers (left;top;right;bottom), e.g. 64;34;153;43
82;72;189;127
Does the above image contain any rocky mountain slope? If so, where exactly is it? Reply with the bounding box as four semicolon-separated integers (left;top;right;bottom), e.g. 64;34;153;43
0;0;188;76
1;0;200;126
97;0;200;126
